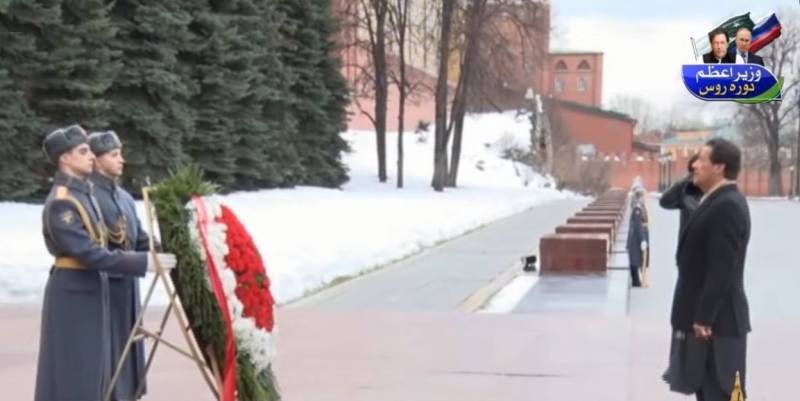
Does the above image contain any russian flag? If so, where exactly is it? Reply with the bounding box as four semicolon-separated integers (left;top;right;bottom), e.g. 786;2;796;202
751;13;782;54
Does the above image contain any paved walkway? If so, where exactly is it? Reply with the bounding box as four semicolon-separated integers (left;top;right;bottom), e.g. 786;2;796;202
293;198;588;310
2;197;798;400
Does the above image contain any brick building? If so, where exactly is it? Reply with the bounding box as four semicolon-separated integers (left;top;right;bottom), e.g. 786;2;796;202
544;51;603;107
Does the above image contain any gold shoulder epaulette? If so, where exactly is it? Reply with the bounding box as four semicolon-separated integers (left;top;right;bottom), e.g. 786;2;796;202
55;185;69;199
52;185;104;246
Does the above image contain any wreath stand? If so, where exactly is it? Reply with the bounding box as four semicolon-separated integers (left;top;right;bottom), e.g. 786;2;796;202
103;187;223;401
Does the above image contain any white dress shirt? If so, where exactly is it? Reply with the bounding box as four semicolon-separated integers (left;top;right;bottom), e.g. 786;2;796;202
735;50;748;64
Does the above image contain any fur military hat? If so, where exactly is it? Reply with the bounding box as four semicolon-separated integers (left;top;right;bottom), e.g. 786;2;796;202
88;130;122;156
42;125;88;164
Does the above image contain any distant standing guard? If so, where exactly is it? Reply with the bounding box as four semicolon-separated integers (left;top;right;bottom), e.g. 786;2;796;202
627;188;648;287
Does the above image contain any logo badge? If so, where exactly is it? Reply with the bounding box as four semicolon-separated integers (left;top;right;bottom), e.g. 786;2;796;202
60;210;75;225
682;64;782;103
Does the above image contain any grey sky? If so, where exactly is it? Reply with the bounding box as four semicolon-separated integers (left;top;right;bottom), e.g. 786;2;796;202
552;0;786;22
550;0;795;115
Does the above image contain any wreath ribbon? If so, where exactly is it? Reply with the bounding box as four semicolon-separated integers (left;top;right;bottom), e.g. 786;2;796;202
193;196;237;401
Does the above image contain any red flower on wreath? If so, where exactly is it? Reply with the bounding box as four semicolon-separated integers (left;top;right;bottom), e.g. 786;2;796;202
217;205;275;331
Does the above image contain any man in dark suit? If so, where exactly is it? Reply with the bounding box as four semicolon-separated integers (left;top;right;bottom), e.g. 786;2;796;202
733;27;765;66
702;29;735;64
667;138;750;401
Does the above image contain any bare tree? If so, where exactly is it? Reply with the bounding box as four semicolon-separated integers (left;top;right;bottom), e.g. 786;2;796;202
343;0;390;183
608;95;659;135
738;13;800;196
387;0;411;188
432;0;456;191
446;0;486;187
446;0;549;187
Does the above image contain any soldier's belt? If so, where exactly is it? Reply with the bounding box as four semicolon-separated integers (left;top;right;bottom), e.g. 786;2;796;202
54;256;84;269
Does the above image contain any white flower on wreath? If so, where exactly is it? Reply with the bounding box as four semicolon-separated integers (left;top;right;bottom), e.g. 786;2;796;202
186;197;277;373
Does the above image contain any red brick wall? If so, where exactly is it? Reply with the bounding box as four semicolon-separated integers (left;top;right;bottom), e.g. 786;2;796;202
609;153;794;197
342;46;441;132
489;3;551;95
553;105;635;155
610;158;660;190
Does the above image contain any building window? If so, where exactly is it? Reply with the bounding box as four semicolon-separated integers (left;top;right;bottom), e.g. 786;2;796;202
555;60;567;71
577;60;591;70
555;78;564;93
577;77;588;92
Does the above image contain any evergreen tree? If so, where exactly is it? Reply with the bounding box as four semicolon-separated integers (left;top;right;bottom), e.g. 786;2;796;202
180;0;254;190
0;68;42;200
232;0;303;189
311;0;350;186
278;0;349;188
108;0;195;192
29;0;119;129
0;0;352;198
0;0;61;199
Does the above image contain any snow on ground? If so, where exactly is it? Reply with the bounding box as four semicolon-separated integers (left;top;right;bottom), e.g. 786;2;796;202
480;274;540;314
0;111;579;304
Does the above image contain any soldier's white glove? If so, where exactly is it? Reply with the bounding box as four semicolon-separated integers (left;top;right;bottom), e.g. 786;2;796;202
148;252;177;272
641;241;648;251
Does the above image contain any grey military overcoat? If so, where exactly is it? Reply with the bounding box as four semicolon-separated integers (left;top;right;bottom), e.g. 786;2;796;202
90;172;151;400
34;172;147;401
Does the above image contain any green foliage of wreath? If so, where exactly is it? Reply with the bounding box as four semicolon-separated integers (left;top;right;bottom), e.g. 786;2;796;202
150;166;280;400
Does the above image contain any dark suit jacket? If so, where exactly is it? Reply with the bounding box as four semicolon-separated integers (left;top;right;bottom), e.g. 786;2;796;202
747;53;765;66
702;52;734;64
731;51;765;66
672;184;751;336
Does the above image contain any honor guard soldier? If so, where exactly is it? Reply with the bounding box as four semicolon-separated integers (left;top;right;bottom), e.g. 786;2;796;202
627;188;649;287
34;125;176;401
89;130;152;400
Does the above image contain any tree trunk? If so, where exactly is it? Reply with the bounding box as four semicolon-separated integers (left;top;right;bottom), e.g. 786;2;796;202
432;0;455;191
447;110;465;186
395;0;408;189
373;0;389;183
397;95;404;188
447;73;468;187
767;117;783;196
449;0;499;187
767;129;784;196
447;2;481;187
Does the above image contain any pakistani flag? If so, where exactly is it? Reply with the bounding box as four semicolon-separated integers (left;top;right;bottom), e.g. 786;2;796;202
691;13;755;60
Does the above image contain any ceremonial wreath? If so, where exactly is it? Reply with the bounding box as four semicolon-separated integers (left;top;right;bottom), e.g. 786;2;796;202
151;167;280;401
